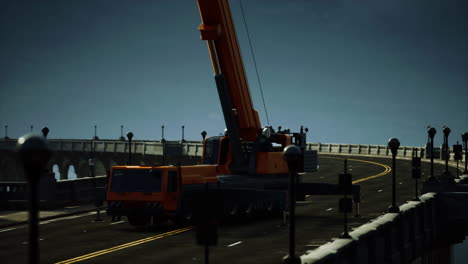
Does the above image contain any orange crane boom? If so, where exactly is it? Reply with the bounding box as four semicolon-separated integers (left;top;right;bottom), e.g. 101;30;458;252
197;0;261;142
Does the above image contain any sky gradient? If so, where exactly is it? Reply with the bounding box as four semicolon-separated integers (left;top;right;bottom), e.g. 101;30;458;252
1;0;467;147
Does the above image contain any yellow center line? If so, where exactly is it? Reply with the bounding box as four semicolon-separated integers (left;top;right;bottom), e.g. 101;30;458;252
54;226;193;264
320;156;392;183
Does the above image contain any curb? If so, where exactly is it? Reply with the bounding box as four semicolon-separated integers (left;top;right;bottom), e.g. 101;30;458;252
0;207;98;229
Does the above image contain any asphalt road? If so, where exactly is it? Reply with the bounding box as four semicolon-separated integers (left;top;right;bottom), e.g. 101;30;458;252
0;155;460;264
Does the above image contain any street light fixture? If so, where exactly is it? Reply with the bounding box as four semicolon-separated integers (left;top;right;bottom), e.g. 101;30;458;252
201;131;207;142
427;127;437;181
387;137;400;213
4;125;9;139
182;125;185;142
17;134;52;264
127;132;134;165
462;132;468;175
441;126;453;181
93;124;99;140
119;125;125;141
41;127;49;138
282;145;301;264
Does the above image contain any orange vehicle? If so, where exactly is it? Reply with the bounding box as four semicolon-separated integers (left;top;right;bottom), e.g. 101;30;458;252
106;0;313;226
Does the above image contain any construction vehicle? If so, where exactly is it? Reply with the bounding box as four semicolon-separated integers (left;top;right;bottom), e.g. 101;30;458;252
106;0;359;226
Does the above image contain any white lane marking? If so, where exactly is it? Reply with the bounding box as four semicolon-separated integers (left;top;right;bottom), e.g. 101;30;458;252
40;212;96;225
227;241;242;247
326;208;333;211
0;228;17;233
0;212;97;233
110;221;125;225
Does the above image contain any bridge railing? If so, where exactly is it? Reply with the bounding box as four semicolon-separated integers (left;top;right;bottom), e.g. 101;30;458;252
0;175;107;210
307;143;426;159
1;138;464;161
0;139;205;157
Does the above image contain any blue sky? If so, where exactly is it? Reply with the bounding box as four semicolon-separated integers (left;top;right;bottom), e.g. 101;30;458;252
1;0;467;147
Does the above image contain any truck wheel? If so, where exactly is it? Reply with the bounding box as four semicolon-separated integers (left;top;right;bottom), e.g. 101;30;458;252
127;216;149;226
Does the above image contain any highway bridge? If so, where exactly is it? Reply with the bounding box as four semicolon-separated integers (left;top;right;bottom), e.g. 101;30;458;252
0;137;451;181
1;138;468;263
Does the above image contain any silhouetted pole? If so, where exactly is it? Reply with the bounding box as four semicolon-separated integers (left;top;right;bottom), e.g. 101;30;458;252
30;125;33;132
4;125;9;139
17;135;52;264
462;132;468;175
127;132;133;165
441;126;453;181
427;127;437;181
201;131;207;142
339;159;352;239
412;150;421;201
119;125;125;141
182;125;185;142
282;145;301;264
454;141;462;179
387;138;400;213
93;124;99;140
41;127;49;138
161;125;165;143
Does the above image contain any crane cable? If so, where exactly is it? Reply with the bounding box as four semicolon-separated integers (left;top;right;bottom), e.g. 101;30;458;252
239;0;270;126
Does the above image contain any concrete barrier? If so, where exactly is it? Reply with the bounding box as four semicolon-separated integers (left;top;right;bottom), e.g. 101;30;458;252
301;191;468;264
0;175;107;210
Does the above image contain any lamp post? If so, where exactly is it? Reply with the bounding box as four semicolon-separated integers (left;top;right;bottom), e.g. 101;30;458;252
282;145;301;264
441;126;453;181
119;125;125;141
182;125;185;142
427;127;437;181
4;125;9;139
462;132;468;175
93;124;99;140
387;138;400;213
127;132;134;165
17;135;52;264
41;127;49;138
201;131;207;142
161;125;165;143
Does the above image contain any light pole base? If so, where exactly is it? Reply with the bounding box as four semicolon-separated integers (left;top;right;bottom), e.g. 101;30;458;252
387;205;400;213
339;232;352;239
282;255;301;264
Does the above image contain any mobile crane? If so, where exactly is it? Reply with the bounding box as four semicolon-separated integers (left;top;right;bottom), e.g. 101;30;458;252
106;0;359;226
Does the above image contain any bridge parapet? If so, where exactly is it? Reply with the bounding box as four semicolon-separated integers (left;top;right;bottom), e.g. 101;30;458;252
0;175;107;209
301;192;468;264
2;139;464;161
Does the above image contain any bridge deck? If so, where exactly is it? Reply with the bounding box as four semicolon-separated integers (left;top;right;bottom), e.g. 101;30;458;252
0;155;461;264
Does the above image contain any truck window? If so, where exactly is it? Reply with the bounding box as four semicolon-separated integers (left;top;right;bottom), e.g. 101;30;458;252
110;169;162;192
167;171;178;192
